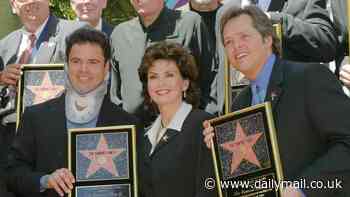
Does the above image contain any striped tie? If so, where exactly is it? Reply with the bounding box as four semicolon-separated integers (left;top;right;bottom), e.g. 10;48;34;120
19;34;36;64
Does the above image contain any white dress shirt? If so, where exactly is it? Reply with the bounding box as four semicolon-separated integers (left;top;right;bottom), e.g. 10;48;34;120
18;16;49;63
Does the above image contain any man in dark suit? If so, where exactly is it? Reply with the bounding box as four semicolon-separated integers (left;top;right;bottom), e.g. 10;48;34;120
0;2;85;193
70;0;114;37
205;5;350;196
213;0;337;114
6;28;140;197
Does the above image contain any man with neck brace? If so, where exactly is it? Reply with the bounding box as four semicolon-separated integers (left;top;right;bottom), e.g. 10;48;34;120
6;27;140;197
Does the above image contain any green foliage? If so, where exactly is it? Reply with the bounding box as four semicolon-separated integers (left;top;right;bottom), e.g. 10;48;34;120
49;0;136;25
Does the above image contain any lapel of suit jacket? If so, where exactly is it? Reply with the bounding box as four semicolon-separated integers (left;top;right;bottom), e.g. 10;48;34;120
49;94;68;167
55;94;67;131
54;94;67;132
101;20;113;37
232;86;252;111
148;109;192;158
6;31;22;65
35;15;59;63
37;15;58;47
265;57;284;113
96;96;114;127
150;128;180;157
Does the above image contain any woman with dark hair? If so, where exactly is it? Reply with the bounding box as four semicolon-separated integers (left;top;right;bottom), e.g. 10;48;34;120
138;41;217;197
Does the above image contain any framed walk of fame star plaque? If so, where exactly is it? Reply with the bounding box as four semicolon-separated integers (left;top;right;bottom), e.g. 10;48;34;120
210;102;283;197
16;64;65;128
68;125;138;197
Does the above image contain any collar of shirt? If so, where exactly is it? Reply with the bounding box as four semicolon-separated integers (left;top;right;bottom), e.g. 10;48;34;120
66;116;99;129
21;15;49;45
145;101;193;146
18;16;50;63
250;54;276;100
139;6;170;32
78;17;103;31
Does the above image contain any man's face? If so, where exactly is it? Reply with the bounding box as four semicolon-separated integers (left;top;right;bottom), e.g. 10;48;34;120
70;0;107;26
223;14;272;80
68;43;109;94
10;0;50;27
130;0;163;18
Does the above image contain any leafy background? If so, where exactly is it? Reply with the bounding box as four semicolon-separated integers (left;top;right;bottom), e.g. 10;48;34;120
0;0;137;39
49;0;136;25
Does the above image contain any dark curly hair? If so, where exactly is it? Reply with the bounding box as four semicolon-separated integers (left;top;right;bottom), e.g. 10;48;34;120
138;41;200;112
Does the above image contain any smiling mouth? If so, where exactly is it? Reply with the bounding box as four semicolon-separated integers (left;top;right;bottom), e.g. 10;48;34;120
78;76;90;81
236;53;248;60
82;8;94;13
155;90;170;95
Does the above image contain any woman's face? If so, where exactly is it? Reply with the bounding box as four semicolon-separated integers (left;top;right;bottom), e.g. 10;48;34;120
147;59;189;108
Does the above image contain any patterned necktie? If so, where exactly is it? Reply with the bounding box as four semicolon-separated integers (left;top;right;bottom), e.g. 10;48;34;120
19;34;36;64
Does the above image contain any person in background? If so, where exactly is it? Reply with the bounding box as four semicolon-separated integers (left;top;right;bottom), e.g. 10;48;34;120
138;41;217;197
109;0;216;121
189;0;222;44
188;0;223;114
70;0;114;37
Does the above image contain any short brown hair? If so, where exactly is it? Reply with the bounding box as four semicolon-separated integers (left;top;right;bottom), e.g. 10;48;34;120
138;41;200;112
220;5;280;56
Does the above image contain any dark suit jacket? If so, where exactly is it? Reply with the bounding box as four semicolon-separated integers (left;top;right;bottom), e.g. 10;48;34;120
138;109;217;197
6;94;141;197
101;20;114;38
268;0;337;62
0;14;85;68
232;58;350;196
0;172;14;197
